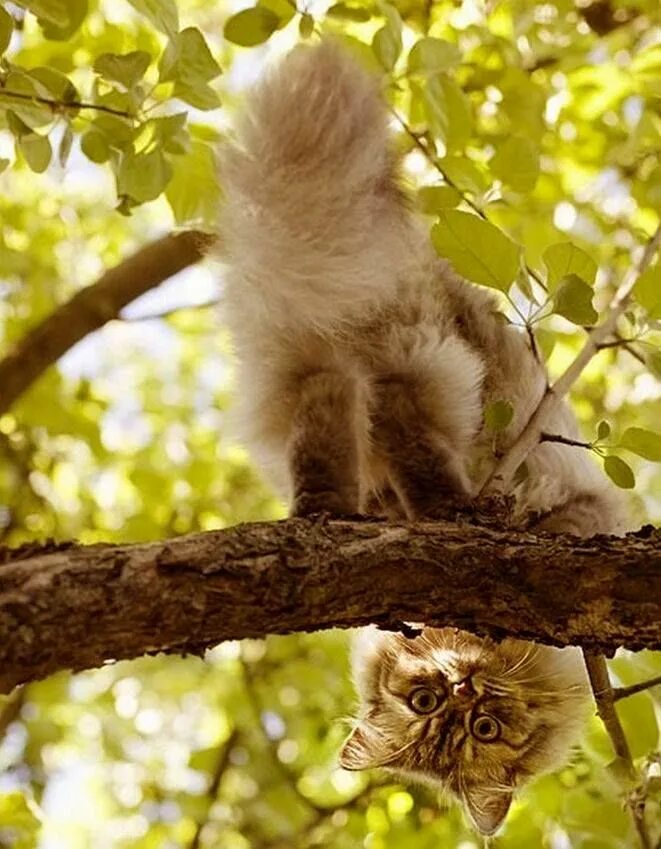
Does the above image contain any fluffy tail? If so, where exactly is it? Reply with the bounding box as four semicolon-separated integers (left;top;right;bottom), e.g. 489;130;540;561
220;40;417;332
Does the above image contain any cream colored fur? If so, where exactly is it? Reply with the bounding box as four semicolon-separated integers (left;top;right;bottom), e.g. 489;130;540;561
218;40;626;533
218;40;629;835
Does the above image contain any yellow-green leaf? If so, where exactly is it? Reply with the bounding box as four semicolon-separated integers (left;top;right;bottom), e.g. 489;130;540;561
299;12;314;38
81;130;109;163
18;132;51;172
126;0;178;37
490;135;540;192
327;2;371;22
224;7;280;47
603;455;635;489
619;427;661;462
118;149;172;203
94;51;151;89
484;400;514;432
417;185;461;214
543;242;597;291
553;273;598;325
408;37;460;74
432;210;521;291
633;265;661;319
0;6;13;54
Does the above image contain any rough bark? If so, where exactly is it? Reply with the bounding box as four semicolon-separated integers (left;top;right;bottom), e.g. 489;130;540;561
0;230;211;415
0;517;659;692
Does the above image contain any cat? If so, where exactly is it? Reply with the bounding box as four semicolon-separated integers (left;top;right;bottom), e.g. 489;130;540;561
218;40;627;834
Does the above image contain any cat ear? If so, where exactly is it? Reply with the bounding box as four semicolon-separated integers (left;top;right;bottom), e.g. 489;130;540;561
338;724;382;770
461;785;512;836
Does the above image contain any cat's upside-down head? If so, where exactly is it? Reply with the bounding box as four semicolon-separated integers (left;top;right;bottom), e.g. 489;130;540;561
340;627;591;835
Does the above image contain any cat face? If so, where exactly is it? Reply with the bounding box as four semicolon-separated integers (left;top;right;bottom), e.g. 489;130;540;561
340;627;590;835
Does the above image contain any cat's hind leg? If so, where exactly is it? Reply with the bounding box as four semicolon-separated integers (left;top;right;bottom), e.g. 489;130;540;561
288;369;361;517
368;329;485;519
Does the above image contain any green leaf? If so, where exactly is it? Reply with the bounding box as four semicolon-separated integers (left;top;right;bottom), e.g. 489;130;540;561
484;400;514;432
373;25;401;70
420;76;471;151
118;149;172;203
543;242;597;291
553;273;598;325
94;51;151;89
603;455;635;489
160;28;221;85
15;0;66;24
147;112;188;154
0;72;53;128
490;135;540;192
165;139;220;227
438;156;487;194
18;132;51;172
536;328;556;362
58;125;73;165
299;12;314;38
327;2;371;22
647;349;661;380
0;5;13;54
596;420;611;441
224;7;280;47
432;211;521;291
408;37;460;74
633;264;661;319
0;157;9;173
81;129;110;163
618;427;661;462
28;66;78;103
372;3;402;71
258;0;296;27
126;0;178;38
417;185;461;214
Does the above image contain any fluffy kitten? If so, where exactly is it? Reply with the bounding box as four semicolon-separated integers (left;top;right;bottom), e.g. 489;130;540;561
219;41;626;834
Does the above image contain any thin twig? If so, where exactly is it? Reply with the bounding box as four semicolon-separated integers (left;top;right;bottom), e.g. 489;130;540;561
479;221;661;494
540;432;593;450
613;674;661;703
583;653;652;849
0;87;134;118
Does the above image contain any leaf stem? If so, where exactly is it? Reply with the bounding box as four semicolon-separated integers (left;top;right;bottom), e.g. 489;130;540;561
540;432;594;450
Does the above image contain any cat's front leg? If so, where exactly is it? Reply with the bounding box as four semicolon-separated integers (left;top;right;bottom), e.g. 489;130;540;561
287;370;360;517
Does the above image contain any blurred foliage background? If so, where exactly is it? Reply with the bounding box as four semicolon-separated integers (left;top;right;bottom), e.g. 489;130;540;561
0;0;660;846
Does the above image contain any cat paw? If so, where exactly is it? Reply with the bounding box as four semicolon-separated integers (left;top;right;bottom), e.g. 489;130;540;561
290;490;356;517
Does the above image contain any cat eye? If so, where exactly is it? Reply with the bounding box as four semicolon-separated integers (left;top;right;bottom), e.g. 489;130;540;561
471;714;501;742
407;687;441;714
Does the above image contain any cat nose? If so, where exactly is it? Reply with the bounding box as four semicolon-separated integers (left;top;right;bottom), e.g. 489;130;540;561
453;678;474;699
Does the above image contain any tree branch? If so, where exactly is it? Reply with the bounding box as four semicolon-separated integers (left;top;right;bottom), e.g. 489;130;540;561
0;230;212;416
613;674;661;702
0;517;658;693
480;222;661;493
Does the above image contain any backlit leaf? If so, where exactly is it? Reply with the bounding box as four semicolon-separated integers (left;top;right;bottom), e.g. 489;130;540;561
618;427;661;462
633;265;661;319
126;0;178;37
432;210;521;291
603;455;635;489
94;51;151;89
224;7;280;47
18;132;52;172
408;37;460;74
543;242;597;291
484;400;514;432
553;273;598;325
490;135;540;192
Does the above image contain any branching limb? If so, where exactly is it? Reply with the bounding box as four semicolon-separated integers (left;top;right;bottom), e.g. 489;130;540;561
0;230;212;416
480;221;661;494
540;432;594;450
0;87;134;117
613;674;661;702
